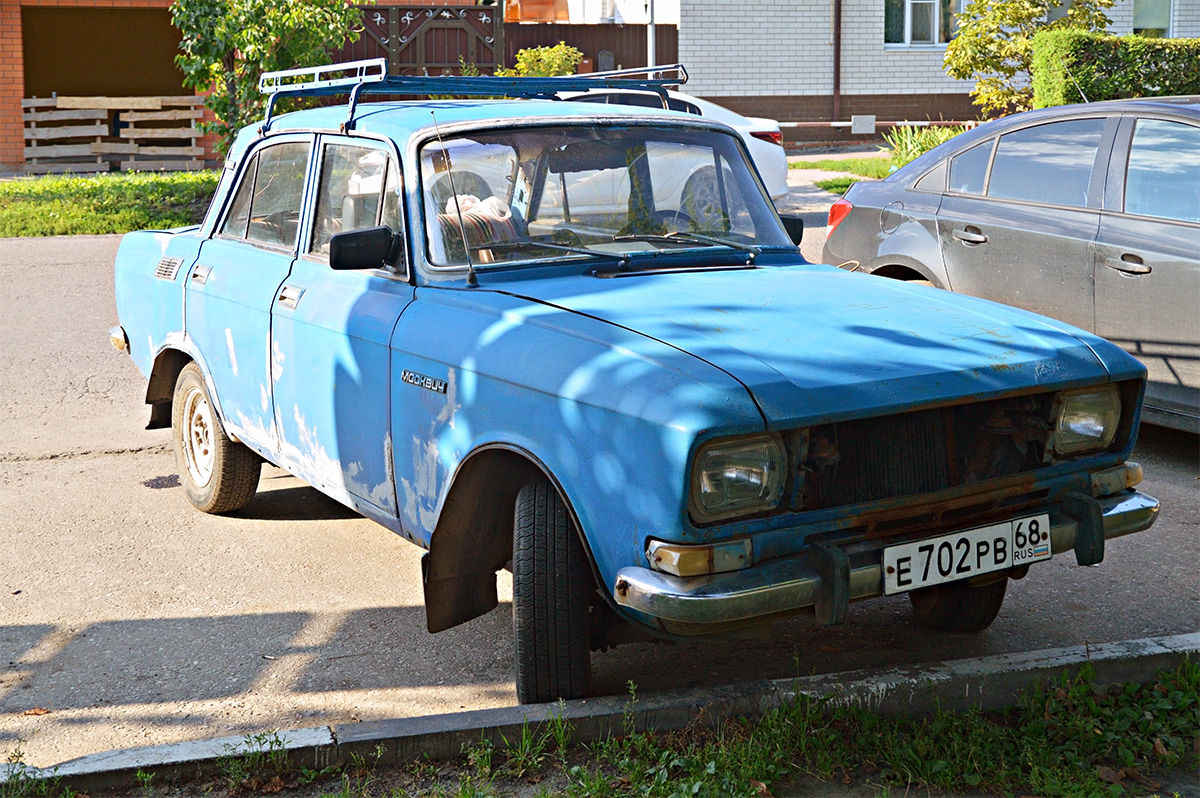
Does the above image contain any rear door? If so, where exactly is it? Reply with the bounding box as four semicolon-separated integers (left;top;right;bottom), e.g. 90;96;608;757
936;117;1112;331
1094;115;1200;429
186;137;311;453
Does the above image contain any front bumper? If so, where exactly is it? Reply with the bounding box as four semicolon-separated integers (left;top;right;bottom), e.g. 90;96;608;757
612;488;1159;634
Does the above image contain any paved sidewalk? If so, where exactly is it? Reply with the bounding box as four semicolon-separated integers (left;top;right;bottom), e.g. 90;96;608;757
776;150;887;262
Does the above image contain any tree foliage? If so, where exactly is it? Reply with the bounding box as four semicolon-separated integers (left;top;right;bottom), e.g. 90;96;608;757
944;0;1113;115
172;0;367;153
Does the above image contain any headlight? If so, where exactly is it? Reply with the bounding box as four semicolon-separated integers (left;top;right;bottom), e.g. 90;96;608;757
1053;386;1121;455
690;434;785;522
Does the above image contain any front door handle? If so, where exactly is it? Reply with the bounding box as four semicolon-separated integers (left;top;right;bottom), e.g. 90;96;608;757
952;227;988;245
277;285;304;310
1104;254;1151;276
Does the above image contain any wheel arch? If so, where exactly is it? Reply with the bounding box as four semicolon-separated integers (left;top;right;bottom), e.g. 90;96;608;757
869;261;945;288
144;347;194;429
422;444;600;634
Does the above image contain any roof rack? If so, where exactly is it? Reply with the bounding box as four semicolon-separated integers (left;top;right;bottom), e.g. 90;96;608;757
257;58;689;133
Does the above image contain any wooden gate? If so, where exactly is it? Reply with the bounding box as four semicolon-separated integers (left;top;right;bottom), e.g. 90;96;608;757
336;6;505;75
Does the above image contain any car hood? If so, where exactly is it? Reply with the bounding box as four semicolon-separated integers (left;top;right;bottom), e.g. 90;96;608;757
498;263;1113;428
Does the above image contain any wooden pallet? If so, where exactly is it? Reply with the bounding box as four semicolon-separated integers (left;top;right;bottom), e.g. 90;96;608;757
22;95;206;175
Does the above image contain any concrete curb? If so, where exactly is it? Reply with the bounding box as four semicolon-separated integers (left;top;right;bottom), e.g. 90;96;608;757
16;633;1198;794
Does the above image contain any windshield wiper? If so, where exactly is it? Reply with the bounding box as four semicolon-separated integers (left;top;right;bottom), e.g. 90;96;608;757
611;231;762;263
485;238;629;265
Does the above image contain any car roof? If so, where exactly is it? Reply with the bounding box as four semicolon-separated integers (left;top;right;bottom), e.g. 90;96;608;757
230;98;701;159
894;95;1200;179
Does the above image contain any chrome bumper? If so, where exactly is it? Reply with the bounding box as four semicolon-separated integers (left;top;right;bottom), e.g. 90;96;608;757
612;489;1159;632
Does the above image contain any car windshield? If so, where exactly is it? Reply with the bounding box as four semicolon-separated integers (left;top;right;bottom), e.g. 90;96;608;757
420;124;790;268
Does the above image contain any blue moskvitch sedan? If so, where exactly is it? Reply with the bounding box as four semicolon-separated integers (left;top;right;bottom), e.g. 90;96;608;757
111;63;1160;704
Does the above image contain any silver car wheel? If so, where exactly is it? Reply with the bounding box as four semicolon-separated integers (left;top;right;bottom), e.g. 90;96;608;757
180;384;215;488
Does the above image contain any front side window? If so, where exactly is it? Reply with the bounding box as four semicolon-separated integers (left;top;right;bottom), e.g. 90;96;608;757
1133;0;1171;37
885;0;960;45
1124;119;1200;223
986;119;1105;208
310;144;395;256
419;125;789;268
218;142;310;249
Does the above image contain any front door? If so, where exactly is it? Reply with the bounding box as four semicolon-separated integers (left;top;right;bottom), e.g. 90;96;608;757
1095;117;1200;428
269;138;413;521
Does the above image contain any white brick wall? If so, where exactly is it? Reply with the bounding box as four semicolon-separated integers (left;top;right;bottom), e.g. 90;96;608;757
680;0;967;96
680;0;1199;100
1171;0;1200;36
679;0;834;95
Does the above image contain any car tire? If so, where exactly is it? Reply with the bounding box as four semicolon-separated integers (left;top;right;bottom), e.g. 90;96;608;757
513;480;591;704
172;363;261;514
909;577;1007;632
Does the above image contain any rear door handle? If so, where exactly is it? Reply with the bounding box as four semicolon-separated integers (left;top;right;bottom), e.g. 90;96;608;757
952;227;988;245
191;264;211;285
1104;254;1151;276
277;285;304;310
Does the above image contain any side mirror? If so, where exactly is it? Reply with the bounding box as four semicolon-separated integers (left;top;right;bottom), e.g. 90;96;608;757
329;226;405;272
779;215;804;246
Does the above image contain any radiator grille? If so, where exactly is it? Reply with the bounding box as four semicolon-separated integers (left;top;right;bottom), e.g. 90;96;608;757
820;407;950;507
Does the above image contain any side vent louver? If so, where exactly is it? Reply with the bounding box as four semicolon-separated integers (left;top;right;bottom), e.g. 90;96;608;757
155;257;184;281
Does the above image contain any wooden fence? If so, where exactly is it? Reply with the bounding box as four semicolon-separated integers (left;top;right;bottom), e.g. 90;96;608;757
22;95;205;174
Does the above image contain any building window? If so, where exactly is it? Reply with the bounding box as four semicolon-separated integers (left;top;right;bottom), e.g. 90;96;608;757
885;0;960;46
1133;0;1171;36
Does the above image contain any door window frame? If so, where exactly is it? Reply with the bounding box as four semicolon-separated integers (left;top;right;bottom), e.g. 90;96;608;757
212;133;317;256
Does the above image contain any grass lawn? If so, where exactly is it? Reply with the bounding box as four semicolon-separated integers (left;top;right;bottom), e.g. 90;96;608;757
790;157;894;180
0;170;219;237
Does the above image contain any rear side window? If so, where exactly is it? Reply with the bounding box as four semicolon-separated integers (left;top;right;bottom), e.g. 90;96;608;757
245;143;310;247
947;139;992;195
1124;119;1200;223
987;119;1105;208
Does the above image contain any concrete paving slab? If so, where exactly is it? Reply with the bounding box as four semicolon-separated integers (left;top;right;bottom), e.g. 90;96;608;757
18;633;1196;795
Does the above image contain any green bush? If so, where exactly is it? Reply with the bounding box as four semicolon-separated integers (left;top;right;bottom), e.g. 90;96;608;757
882;124;970;167
1032;29;1200;107
495;42;583;77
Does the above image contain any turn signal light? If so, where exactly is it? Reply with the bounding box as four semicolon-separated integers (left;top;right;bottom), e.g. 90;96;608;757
827;198;853;235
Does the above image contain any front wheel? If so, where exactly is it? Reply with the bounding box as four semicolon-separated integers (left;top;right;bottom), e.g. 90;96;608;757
172;363;261;514
513;480;592;704
909;577;1008;632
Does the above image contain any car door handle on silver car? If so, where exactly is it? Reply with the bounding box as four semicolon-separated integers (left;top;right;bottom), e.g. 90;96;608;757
191;264;211;285
952;227;989;245
277;285;304;310
1104;254;1152;276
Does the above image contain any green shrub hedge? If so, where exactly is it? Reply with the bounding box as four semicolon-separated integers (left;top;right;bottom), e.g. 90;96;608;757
1032;30;1200;108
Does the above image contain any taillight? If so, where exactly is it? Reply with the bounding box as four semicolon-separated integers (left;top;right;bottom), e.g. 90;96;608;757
827;198;853;234
750;130;783;147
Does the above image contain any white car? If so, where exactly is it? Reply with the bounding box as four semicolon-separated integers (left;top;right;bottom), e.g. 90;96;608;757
560;89;790;200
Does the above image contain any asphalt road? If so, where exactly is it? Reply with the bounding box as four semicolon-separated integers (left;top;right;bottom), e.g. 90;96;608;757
2;181;1197;768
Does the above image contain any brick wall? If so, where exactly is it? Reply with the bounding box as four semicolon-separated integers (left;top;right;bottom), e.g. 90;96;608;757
1171;0;1200;36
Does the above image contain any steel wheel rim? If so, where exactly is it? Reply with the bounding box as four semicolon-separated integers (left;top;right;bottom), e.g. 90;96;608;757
181;385;215;488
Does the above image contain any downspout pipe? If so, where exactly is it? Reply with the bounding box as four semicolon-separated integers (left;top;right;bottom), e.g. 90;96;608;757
832;0;842;122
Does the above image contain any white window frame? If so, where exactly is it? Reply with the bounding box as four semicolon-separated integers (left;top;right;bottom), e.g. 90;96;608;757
884;0;963;49
1132;0;1173;37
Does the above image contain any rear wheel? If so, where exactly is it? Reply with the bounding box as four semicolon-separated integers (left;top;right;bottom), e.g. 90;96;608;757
513;480;592;704
909;577;1008;632
172;363;261;514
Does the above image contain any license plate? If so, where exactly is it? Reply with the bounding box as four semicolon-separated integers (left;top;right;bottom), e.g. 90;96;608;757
883;514;1051;595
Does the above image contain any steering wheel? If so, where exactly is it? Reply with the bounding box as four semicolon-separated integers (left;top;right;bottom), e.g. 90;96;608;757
652;209;694;233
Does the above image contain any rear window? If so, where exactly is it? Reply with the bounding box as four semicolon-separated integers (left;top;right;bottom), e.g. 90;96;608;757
947;139;992;195
1124;118;1200;223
